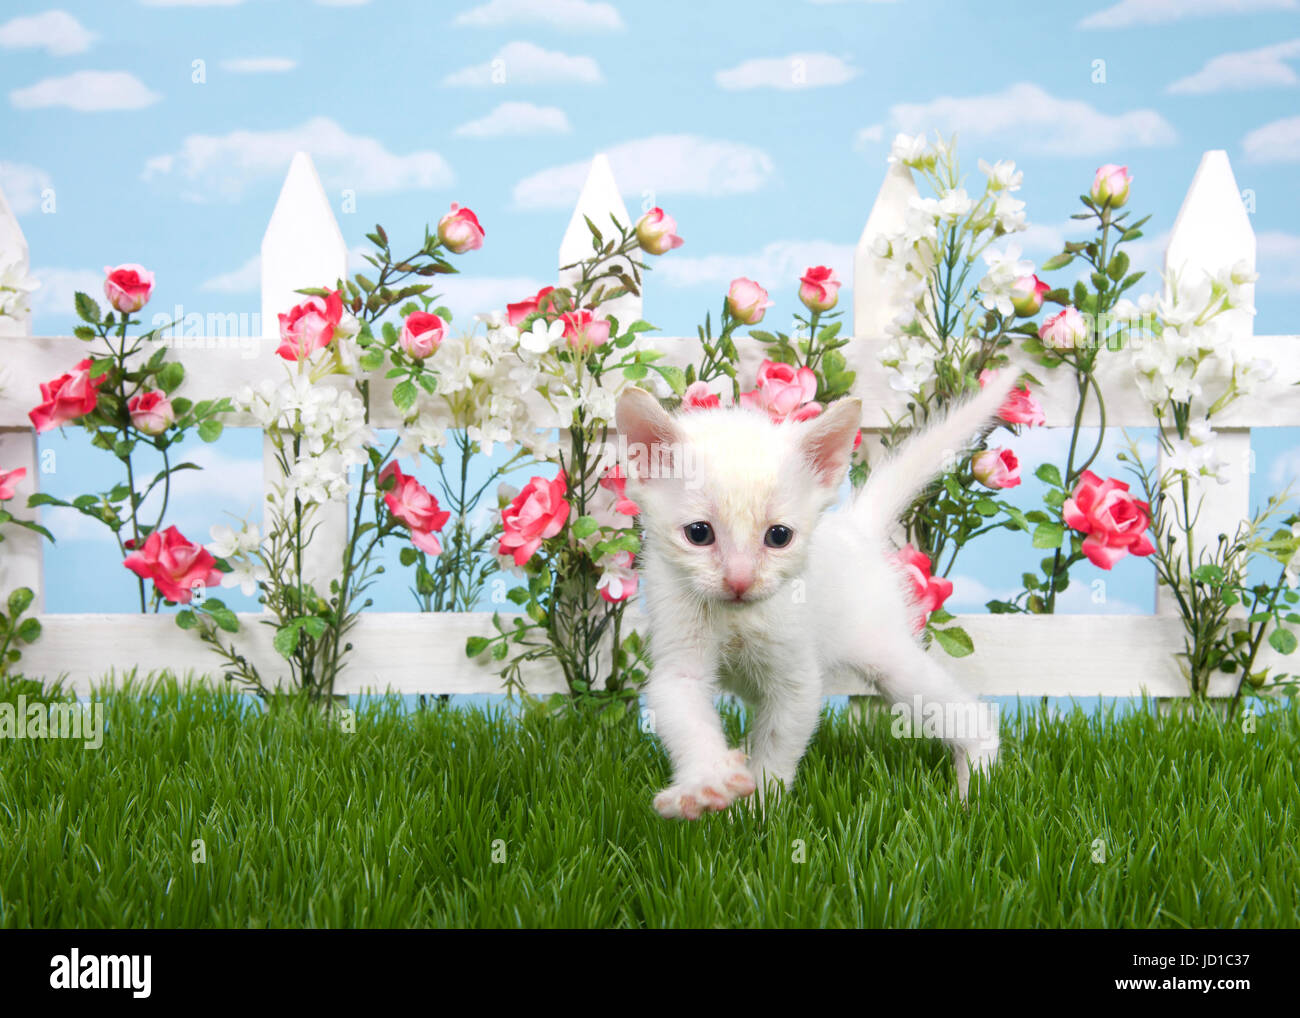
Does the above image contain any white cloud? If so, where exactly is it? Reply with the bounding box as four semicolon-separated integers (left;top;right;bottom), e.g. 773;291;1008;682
220;57;297;73
513;134;775;208
427;275;550;321
143;117;454;201
1243;114;1300;162
869;82;1176;155
140;1;246;6
1168;39;1300;93
0;161;53;215
454;101;572;138
1258;230;1300;292
454;0;624;31
201;254;261;293
854;124;884;149
26;267;102;319
1269;443;1300;488
0;10;95;55
1081;0;1296;28
651;239;855;290
443;41;601;86
715;52;859;90
10;70;161;112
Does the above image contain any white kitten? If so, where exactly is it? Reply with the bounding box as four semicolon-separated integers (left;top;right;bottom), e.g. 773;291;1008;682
615;374;1017;819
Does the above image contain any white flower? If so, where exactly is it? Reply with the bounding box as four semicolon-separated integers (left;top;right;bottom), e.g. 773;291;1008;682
888;133;930;168
520;317;563;355
221;558;270;597
993;193;1027;234
0;256;40;320
979;158;1023;192
936;188;974;221
978;244;1034;316
208;522;261;559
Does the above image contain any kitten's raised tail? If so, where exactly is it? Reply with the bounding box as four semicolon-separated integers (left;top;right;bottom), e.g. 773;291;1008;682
852;370;1023;536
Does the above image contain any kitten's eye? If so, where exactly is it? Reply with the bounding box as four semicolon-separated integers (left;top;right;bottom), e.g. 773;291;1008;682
764;525;794;549
683;521;715;546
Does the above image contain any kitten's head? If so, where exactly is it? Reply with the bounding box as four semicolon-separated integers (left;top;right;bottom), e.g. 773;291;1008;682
616;388;861;606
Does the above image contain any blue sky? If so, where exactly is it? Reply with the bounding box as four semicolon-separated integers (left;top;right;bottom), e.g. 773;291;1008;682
1;0;1298;616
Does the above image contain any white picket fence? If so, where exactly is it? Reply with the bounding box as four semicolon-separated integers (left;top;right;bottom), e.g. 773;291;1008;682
0;149;1296;699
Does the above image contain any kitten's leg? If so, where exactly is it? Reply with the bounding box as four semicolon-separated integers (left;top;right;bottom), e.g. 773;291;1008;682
745;667;823;811
855;630;1000;801
644;660;756;820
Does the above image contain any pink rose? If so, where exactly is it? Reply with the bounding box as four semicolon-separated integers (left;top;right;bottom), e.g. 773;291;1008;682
600;465;640;516
980;369;1045;427
437;203;485;254
29;358;105;432
506;286;556;327
128;390;175;436
1063;469;1155;570
380;462;451;555
725;277;773;325
798;266;841;313
681;381;722;411
123;525;224;604
399;310;446;360
739;359;821;422
1039;307;1089;350
0;466;26;501
277;290;344;362
634;208;683;255
499;474;570;567
895;544;953;633
1091;164;1131;209
561;309;611;353
971;447;1021;489
103;264;154;314
1010;274;1050;317
596;550;639;604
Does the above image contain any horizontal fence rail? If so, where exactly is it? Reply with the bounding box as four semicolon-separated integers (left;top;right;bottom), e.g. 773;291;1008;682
0;148;1288;698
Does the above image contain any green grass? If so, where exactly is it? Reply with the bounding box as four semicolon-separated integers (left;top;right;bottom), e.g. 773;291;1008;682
1;678;1297;927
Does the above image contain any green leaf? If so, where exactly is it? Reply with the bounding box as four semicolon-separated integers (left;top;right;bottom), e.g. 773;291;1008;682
572;515;600;539
653;364;687;396
1107;250;1131;282
197;419;223;442
466;636;490;658
974;499;998;517
157;361;185;394
1040;252;1073;272
16;617;41;643
1190;564;1224;585
175;609;198;630
1035;463;1063;487
274;624;301;659
399;547;418;567
1268;628;1297;656
1032;522;1065;549
932;625;975;658
7;587;34;617
393;380;417;412
74;291;102;324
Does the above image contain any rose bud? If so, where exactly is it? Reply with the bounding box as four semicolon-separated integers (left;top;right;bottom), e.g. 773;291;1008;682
103;264;154;314
726;277;773;325
437;203;485;253
128;390;175;435
971;447;1021;489
1091;165;1132;209
1009;274;1050;317
798;266;841;313
399;310;446;360
634;208;683;255
1039;307;1089;350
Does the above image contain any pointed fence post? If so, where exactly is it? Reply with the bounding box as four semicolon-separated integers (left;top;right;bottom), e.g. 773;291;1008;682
558;154;643;334
260;152;349;595
1156;151;1255;616
0;185;45;611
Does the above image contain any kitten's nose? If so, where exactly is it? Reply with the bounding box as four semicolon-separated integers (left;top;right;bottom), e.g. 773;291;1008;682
724;574;752;599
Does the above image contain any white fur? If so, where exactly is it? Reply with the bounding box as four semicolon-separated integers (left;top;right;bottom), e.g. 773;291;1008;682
616;374;1017;820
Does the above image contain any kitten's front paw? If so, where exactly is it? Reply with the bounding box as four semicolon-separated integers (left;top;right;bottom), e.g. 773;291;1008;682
653;750;756;820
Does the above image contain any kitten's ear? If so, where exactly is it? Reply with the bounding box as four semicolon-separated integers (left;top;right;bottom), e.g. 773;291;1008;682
616;387;680;481
799;397;862;487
